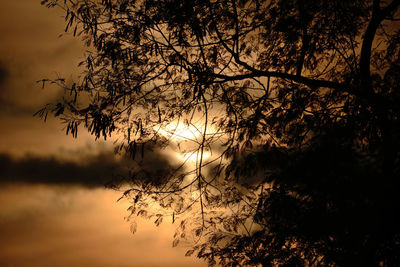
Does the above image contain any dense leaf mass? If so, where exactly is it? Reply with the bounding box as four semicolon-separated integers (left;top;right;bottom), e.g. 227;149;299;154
40;0;400;266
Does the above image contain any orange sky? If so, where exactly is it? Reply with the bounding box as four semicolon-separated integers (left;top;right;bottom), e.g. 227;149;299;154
0;1;207;266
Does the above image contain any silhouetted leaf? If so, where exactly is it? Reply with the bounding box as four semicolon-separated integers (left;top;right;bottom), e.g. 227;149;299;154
129;221;137;235
172;238;179;247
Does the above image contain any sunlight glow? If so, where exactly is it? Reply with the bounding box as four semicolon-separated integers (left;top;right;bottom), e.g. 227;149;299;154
157;120;218;168
158;122;202;142
178;151;211;163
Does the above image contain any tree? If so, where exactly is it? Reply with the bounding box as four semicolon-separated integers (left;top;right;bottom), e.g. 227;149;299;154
38;0;400;266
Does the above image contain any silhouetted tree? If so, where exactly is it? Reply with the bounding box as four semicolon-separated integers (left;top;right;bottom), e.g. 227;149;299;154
39;0;400;266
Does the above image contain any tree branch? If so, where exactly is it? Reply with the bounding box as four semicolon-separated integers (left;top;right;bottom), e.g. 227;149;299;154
202;69;348;92
360;0;400;85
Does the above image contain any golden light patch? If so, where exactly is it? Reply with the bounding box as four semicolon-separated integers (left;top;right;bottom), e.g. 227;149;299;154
178;151;211;163
156;120;219;171
158;121;202;142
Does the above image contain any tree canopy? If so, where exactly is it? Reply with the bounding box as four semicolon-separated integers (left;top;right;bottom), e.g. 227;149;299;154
39;0;400;266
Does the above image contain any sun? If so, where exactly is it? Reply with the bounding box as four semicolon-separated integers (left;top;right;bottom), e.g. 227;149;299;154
158;122;202;142
157;121;213;165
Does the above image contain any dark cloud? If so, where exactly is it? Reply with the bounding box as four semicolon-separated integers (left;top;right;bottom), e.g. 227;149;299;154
0;152;122;187
0;145;177;188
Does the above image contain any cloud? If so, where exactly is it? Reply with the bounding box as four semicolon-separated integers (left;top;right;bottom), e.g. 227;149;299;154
0;146;177;188
0;152;121;187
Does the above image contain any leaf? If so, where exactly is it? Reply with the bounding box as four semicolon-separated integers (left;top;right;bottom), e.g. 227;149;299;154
195;228;202;236
154;215;163;227
172;238;180;247
130;221;138;235
185;249;195;257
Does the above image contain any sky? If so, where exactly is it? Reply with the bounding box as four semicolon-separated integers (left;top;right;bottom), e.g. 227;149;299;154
0;1;207;266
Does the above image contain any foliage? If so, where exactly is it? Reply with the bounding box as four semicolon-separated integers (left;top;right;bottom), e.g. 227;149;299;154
39;0;400;266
